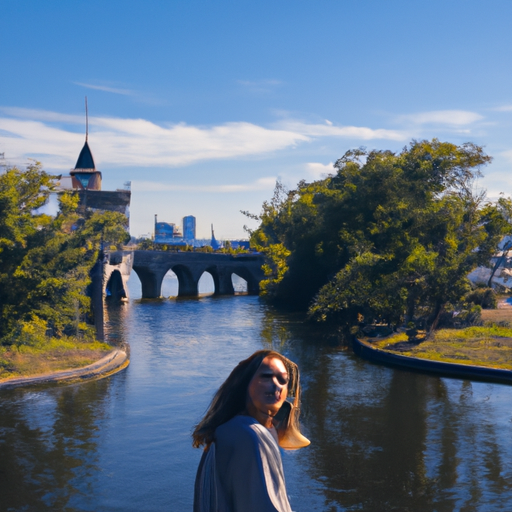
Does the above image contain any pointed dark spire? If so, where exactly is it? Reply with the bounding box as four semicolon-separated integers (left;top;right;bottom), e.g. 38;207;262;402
72;97;96;171
70;99;102;190
74;140;96;171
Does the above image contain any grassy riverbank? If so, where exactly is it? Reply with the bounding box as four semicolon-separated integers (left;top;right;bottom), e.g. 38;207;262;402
372;324;512;370
0;337;112;381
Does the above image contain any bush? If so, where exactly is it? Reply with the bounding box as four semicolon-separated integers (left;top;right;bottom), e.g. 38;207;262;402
434;304;482;329
0;358;15;373
465;287;497;309
2;316;49;347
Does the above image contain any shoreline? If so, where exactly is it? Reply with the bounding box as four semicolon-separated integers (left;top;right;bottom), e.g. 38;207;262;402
0;345;130;390
3;302;510;390
352;301;512;384
353;335;512;385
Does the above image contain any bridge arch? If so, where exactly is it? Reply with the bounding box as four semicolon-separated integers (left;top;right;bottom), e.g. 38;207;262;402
131;266;164;298
128;270;142;299
171;264;200;297
205;265;235;295
228;267;260;294
161;268;179;298
231;273;248;294
105;269;127;301
198;270;215;296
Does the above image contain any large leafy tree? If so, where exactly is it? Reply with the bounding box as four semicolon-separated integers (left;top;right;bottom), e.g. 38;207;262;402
0;163;129;343
249;140;511;329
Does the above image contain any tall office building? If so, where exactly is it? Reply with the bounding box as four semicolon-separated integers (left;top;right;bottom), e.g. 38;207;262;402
183;215;196;240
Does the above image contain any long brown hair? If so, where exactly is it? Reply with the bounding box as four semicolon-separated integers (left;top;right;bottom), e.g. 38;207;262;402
192;350;303;448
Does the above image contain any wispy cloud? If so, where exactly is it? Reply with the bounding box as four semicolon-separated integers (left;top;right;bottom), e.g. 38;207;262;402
493;105;512;112
74;82;134;96
306;162;334;179
0;109;307;169
238;79;283;94
2;107;83;124
0;107;410;170
276;120;407;141
135;177;276;193
0;128;23;139
401;110;483;126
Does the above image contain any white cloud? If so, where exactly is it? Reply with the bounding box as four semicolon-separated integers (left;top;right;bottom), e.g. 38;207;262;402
276;120;407;141
0;107;409;171
403;110;483;126
2;107;83;124
493;105;512;112
0;117;87;169
74;82;134;96
135;177;276;193
306;162;334;179
0;111;308;169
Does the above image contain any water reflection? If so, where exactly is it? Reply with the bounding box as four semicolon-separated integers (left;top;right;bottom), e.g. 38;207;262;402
0;380;112;511
305;368;434;511
258;307;512;511
302;364;512;511
2;293;512;511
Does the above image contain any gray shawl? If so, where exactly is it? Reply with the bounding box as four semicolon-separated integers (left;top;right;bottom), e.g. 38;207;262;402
194;415;292;512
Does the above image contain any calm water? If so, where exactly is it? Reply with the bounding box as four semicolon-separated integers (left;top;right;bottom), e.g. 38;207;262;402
2;274;512;511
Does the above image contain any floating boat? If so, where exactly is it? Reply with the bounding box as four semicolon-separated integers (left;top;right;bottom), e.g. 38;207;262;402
353;336;512;385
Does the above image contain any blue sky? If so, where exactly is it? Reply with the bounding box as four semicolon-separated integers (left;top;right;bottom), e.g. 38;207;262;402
2;0;512;238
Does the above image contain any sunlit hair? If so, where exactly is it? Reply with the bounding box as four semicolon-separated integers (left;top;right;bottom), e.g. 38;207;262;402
192;349;303;449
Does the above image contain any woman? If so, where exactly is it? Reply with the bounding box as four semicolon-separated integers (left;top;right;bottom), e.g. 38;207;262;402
192;350;310;512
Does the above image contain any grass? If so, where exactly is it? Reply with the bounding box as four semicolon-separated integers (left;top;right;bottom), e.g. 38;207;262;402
372;325;512;370
481;309;512;323
0;337;112;381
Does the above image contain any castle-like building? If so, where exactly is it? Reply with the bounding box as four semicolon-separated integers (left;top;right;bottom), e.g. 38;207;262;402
60;133;131;222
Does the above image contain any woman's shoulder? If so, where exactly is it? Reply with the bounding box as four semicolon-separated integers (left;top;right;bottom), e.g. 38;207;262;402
216;415;257;437
216;415;271;447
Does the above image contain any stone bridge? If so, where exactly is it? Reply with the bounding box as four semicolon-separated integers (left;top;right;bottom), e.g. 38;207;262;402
108;250;265;299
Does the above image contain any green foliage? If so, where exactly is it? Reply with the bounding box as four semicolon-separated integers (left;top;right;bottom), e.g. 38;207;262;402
6;315;49;347
435;324;512;339
242;181;296;297
0;163;129;345
137;238;157;250
465;287;497;309
217;243;250;255
135;239;247;254
248;139;512;330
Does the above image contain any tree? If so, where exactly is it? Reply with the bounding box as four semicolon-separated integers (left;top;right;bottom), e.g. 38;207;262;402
242;180;294;296
249;140;511;330
0;163;129;344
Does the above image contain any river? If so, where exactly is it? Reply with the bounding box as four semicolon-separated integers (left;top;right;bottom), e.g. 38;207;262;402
1;273;512;511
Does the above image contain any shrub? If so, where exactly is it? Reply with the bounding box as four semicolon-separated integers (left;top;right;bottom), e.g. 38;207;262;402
465;287;497;309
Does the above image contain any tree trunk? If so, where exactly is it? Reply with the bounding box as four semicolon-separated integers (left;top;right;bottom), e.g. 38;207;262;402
427;303;445;339
405;286;416;325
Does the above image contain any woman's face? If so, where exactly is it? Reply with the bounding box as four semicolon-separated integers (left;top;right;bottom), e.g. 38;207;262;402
246;356;289;422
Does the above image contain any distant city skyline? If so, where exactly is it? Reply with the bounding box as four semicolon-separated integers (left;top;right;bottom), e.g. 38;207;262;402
2;1;512;238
